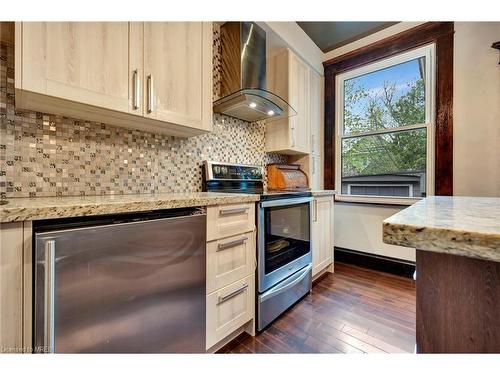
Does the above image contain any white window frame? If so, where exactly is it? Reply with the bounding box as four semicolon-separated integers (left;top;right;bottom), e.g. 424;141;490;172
335;44;436;206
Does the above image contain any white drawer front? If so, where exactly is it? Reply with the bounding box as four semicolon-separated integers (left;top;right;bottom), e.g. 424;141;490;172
207;231;256;294
207;203;255;241
206;274;255;349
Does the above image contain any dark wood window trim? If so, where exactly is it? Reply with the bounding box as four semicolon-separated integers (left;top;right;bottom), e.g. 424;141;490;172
323;22;454;196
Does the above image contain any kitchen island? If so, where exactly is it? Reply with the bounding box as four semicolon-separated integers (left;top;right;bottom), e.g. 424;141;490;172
383;196;500;353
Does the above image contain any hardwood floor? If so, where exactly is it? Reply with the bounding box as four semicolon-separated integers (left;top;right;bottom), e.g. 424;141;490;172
221;263;416;354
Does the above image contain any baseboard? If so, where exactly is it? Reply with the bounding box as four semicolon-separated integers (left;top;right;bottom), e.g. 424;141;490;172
334;247;415;278
208;319;254;353
312;263;333;283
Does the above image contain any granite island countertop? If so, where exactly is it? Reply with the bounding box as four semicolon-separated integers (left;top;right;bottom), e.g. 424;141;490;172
383;196;500;262
0;192;260;223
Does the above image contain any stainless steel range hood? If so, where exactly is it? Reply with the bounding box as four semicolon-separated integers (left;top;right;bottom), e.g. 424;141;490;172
213;22;296;123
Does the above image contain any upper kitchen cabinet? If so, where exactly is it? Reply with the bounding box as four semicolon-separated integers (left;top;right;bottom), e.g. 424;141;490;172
16;22;132;113
14;22;212;137
266;48;310;155
308;69;324;190
309;69;323;157
143;22;212;131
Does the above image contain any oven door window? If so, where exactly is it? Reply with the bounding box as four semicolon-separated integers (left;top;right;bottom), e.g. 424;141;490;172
263;202;310;274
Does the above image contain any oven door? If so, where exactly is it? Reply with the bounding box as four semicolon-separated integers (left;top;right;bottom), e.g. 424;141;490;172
258;197;312;293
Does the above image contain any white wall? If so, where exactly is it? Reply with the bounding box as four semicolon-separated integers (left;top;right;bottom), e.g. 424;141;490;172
453;22;500;197
326;22;500;262
334;202;416;261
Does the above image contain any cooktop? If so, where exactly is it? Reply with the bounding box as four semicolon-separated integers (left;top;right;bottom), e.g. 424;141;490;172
202;161;311;201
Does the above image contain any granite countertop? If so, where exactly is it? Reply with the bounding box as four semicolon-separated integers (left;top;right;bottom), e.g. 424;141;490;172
311;190;336;197
0;192;260;223
383;196;500;262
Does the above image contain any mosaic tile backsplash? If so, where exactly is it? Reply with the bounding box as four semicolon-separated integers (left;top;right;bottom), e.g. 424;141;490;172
0;26;287;198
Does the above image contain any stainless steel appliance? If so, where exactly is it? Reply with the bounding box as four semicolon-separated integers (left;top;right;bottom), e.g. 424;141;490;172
34;208;206;353
213;22;296;122
203;161;312;331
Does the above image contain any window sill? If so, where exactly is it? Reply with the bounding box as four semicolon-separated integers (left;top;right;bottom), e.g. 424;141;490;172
334;194;420;206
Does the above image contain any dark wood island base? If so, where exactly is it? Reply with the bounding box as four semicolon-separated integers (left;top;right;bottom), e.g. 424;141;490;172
416;250;500;353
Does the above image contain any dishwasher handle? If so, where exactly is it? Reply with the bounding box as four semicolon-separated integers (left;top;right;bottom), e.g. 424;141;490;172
44;240;56;353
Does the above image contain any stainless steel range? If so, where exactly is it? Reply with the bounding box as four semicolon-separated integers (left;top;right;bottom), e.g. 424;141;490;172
203;161;312;331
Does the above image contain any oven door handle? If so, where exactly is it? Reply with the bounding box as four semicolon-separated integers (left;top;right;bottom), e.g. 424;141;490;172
260;264;312;303
260;197;312;208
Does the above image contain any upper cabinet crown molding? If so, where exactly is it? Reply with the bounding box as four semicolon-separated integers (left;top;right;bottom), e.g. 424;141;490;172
14;22;213;137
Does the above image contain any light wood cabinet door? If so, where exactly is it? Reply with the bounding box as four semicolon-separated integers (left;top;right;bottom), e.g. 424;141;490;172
0;223;24;350
143;22;212;131
310;69;322;156
312;196;334;276
266;48;312;155
310;154;322;190
289;52;310;154
206;274;255;349
206;232;256;294
19;22;135;114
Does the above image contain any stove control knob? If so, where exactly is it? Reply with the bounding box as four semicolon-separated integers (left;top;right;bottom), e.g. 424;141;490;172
221;167;228;175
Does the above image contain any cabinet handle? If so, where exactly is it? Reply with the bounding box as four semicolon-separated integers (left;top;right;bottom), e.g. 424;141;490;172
312;157;316;175
219;207;248;216
146;74;154;114
311;134;315;154
217;283;249;305
132;70;140;110
44;240;56;353
314;200;318;222
217;237;248;251
291;127;295;148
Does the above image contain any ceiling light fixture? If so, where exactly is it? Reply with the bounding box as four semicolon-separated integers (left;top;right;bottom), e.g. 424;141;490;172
267;110;275;116
249;102;257;108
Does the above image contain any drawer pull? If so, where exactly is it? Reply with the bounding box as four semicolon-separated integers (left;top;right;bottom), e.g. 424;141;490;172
217;237;248;251
219;207;248;216
217;283;249;305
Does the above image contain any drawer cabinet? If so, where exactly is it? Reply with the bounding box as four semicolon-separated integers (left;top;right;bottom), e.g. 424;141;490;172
207;232;256;294
206;274;255;349
206;203;255;241
205;202;256;351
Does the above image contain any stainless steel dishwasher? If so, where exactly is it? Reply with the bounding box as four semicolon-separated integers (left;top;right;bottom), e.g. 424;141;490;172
33;208;206;353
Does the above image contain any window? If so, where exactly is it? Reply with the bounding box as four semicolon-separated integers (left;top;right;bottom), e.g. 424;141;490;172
335;44;435;204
